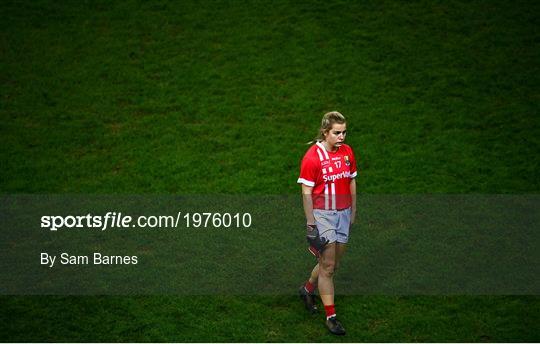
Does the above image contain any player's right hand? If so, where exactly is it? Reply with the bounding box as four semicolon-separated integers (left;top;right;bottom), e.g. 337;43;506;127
306;224;328;258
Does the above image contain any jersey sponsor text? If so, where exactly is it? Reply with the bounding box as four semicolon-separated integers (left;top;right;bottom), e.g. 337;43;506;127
323;171;351;183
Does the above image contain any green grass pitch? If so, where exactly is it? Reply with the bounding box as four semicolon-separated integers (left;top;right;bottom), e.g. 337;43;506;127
1;0;539;342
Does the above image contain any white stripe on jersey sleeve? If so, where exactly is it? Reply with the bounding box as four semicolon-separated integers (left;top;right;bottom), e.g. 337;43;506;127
297;178;315;187
316;142;330;160
316;149;324;161
351;171;357;178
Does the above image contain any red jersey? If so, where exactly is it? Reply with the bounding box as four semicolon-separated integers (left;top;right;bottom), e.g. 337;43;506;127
297;142;358;210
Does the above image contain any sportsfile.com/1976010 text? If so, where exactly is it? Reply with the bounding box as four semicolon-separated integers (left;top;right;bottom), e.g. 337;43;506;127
40;212;252;231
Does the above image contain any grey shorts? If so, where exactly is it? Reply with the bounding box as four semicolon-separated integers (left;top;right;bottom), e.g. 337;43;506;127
313;207;352;244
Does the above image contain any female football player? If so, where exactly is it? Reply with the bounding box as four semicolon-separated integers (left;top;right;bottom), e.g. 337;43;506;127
297;111;357;335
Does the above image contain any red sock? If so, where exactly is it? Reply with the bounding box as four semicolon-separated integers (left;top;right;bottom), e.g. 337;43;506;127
304;281;316;294
324;304;336;319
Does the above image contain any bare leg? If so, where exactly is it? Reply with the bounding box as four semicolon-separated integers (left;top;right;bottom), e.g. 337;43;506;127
318;243;336;306
308;263;319;285
309;242;346;285
309;243;345;286
334;243;347;271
